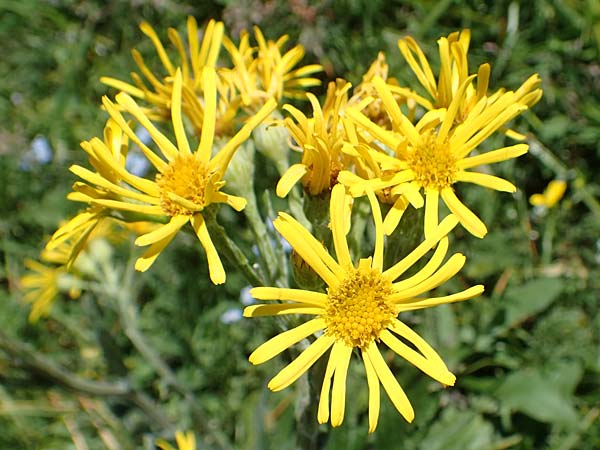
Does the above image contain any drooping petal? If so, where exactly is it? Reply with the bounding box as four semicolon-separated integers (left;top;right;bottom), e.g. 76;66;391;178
277;164;308;198
133;216;188;248
134;232;177;272
318;342;342;424
365;343;414;422
191;214;225;285
268;334;335;392
330;344;353;427
424;189;439;239
380;330;455;386
440;188;487;238
361;349;381;433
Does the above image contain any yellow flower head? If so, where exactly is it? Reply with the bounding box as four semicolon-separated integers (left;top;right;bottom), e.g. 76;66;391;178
277;80;355;197
156;431;196;450
342;75;534;238
245;184;483;431
21;259;65;322
75;68;276;284
530;180;567;208
46;119;131;268
349;52;415;127
395;30;542;128
222;26;322;111
101;17;224;129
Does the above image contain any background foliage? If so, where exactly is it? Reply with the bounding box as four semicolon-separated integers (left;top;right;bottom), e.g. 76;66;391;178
1;0;599;449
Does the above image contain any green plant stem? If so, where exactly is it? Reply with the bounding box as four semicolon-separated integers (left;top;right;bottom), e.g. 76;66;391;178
0;329;170;429
93;261;221;443
204;208;266;287
541;209;557;265
243;191;279;284
294;348;326;450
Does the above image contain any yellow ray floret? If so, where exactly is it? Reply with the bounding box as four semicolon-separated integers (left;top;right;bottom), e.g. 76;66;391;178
244;184;483;431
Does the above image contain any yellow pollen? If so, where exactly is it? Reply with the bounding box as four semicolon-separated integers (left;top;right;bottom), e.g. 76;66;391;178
407;130;457;190
155;154;210;216
325;266;396;349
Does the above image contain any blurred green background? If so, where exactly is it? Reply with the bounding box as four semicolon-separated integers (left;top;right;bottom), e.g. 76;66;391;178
1;0;599;449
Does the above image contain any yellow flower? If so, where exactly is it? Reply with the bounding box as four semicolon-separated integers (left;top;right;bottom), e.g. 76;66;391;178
21;239;84;323
245;184;483;431
349;52;415;127
73;68;276;284
156;431;196;450
222;26;322;111
46;118;132;268
530;180;567;208
277;80;355;197
395;29;542;127
342;75;532;238
101;17;224;129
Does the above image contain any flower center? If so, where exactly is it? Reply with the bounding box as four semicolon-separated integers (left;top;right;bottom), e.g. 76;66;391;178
155;154;210;216
325;264;396;349
407;130;457;190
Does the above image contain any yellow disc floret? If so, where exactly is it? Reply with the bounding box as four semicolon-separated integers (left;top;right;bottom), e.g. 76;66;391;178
156;154;210;216
325;265;396;349
407;130;457;190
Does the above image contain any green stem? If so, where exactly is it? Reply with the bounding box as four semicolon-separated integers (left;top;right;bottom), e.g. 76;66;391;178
540;209;557;265
0;329;170;429
243;192;279;285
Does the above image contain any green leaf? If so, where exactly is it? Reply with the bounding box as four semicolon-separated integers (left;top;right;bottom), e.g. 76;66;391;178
419;407;496;450
502;278;564;328
496;363;581;427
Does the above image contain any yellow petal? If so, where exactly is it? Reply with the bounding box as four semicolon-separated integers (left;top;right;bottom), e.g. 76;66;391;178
170;70;191;156
424;189;439;239
249;287;327;306
392;237;449;292
134;232;177;272
331;184;352;267
361;349;380;433
365;343;414;422
318;343;342;424
277;164;308;198
330;344;353;427
135;215;188;247
384;214;458;281
456;171;517;192
456;143;528;169
191;214;225;285
268;334;335;392
401;285;485;311
392;253;466;302
248;318;326;365
440;188;487;238
380;330;455;386
243;304;322;317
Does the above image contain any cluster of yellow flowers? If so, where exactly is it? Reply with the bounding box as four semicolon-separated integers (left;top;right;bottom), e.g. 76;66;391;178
21;18;542;437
